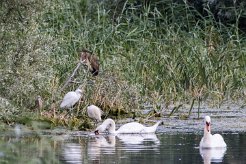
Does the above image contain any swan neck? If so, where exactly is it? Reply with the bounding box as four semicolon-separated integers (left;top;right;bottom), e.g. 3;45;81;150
108;119;117;134
204;126;211;139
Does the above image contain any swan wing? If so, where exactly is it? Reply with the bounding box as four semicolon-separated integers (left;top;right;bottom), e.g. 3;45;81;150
117;121;161;134
117;122;145;133
212;134;227;147
199;134;213;148
199;137;205;148
200;134;227;148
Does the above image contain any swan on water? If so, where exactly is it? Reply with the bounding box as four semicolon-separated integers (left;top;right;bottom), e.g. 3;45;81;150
199;116;227;148
94;118;162;135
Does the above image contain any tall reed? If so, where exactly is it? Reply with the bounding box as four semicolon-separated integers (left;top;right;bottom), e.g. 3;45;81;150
1;0;246;125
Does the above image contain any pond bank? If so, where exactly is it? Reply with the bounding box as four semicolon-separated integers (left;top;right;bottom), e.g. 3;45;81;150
158;100;246;134
51;100;246;136
103;100;246;135
1;101;245;137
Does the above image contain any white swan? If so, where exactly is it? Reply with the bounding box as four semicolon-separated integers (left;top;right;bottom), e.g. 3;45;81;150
60;89;82;109
94;118;161;135
87;105;103;122
199;116;227;148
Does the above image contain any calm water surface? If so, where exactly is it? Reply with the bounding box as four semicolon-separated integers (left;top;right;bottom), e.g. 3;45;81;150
0;132;245;164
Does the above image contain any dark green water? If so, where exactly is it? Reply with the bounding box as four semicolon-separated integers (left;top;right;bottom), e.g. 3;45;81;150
0;132;245;164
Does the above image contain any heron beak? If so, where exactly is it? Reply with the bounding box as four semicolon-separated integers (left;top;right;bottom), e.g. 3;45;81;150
94;130;99;135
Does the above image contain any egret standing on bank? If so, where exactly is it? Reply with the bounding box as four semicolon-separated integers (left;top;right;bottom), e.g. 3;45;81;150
60;89;83;110
87;105;103;123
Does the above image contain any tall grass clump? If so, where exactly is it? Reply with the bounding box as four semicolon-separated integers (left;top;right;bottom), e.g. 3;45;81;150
1;0;246;126
0;0;57;122
42;0;246;110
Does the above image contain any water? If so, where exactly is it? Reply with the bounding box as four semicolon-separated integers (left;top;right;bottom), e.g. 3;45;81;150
0;132;245;164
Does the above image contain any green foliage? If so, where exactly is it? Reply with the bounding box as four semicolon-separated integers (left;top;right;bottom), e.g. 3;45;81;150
1;0;246;126
0;0;57;108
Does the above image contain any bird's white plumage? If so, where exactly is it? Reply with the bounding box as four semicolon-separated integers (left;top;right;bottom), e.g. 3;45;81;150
87;105;102;122
14;124;21;138
199;116;227;148
117;133;160;145
95;118;161;134
117;122;147;133
60;89;82;109
200;146;227;163
205;115;211;123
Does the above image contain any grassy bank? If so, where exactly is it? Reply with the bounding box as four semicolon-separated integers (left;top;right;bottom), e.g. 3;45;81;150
1;0;246;129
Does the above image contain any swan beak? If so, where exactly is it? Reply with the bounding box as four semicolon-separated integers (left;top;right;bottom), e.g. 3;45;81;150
206;121;210;132
94;130;99;135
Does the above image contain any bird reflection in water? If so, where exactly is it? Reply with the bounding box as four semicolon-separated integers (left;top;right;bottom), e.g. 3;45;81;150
62;143;83;163
88;133;160;160
88;135;116;161
200;147;227;164
116;133;160;153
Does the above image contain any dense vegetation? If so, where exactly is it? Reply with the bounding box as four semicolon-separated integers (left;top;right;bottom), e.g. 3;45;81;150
1;0;246;129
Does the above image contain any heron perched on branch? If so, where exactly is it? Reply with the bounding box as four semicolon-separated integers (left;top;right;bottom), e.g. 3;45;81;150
60;50;99;91
80;50;99;76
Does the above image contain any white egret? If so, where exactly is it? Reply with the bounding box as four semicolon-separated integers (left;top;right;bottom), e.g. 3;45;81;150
199;116;227;148
60;89;83;109
87;105;103;123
